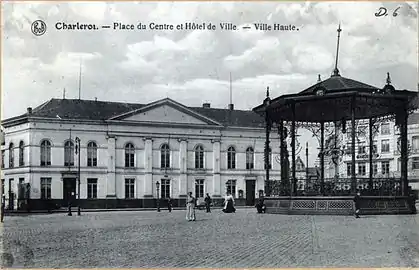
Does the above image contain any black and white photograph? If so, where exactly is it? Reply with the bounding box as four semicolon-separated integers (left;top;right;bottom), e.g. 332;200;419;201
1;1;418;268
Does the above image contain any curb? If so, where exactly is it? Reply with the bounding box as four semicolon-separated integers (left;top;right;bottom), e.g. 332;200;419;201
4;206;256;216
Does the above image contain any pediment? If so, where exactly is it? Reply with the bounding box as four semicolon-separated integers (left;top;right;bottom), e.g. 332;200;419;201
109;98;221;126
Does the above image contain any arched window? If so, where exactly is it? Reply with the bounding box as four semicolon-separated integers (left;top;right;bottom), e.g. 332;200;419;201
194;145;204;169
87;142;98;167
125;143;135;168
161;144;170;169
64;141;74;166
8;142;14;168
227;146;236;169
246;147;254;170
40;140;51;166
19;141;24;166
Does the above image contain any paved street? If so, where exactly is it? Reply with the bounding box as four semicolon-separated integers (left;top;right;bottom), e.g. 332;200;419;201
1;209;418;268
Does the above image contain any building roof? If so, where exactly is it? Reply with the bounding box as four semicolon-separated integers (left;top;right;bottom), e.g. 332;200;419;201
299;75;379;95
2;98;266;128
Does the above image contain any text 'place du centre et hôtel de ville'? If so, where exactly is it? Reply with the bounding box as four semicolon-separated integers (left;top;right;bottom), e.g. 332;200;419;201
54;21;300;31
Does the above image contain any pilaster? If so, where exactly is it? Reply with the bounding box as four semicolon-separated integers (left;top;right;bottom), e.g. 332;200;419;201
178;138;188;195
143;137;153;196
106;136;117;198
212;139;221;196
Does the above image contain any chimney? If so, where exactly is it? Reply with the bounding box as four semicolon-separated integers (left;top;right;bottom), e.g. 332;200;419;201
202;103;210;108
228;104;234;110
27;107;32;114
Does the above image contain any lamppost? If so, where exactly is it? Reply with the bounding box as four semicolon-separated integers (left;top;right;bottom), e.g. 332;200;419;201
75;137;81;216
156;181;160;212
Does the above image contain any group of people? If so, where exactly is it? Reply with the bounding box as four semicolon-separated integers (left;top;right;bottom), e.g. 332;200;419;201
185;191;237;221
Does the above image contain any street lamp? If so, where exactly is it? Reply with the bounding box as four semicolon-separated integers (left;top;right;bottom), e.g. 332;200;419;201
156;181;160;212
75;137;81;216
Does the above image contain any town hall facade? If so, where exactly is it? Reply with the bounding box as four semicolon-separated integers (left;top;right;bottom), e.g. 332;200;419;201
1;98;280;210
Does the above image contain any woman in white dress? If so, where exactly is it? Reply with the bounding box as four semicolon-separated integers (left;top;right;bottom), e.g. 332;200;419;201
222;192;236;213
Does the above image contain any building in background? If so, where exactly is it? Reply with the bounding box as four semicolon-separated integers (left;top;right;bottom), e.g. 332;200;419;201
0;98;280;210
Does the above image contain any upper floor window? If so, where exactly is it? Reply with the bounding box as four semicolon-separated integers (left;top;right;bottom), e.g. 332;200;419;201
9;142;14;168
1;150;4;169
358;145;366;154
125;143;135;168
19;141;24;166
194;145;204;169
40;140;51;166
412;136;419;151
161;144;170;169
227;146;236;169
64;141;74;166
347;163;352;176
246;147;254;170
87;142;98;167
381;123;390;135
381;139;390;153
412;157;419;170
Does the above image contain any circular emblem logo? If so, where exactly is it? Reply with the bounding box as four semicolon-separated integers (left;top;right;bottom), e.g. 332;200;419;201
31;20;47;36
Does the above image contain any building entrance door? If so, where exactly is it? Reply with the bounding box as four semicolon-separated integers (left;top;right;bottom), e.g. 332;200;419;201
63;178;76;206
245;180;256;206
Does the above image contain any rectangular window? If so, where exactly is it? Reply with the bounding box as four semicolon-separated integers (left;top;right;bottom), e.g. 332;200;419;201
226;180;236;198
381;123;390;135
347;163;352;176
373;163;378;175
381;161;390;175
412;157;419;170
125;178;135;199
412;136;419;152
195;179;204;198
87;178;98;199
1;150;4;169
1;179;5;195
358;163;366;176
40;177;52;199
160;179;170;199
372;141;378;153
381;139;390;153
358;145;366;154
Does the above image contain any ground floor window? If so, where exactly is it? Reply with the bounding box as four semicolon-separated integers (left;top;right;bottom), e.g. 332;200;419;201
195;179;204;198
358;163;366;176
125;178;135;199
347;163;352;176
381;161;390;175
87;178;98;199
161;179;170;199
372;163;378;175
41;178;51;199
226;180;236;198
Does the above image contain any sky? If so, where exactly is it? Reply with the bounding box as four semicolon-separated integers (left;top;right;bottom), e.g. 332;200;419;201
1;1;418;166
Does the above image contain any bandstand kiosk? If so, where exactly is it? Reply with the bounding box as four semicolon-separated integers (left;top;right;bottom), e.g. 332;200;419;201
253;26;418;215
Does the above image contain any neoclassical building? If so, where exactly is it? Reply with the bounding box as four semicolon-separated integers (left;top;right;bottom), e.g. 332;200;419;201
1;98;280;210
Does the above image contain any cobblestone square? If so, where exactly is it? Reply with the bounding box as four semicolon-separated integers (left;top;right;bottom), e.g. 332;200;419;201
1;209;419;268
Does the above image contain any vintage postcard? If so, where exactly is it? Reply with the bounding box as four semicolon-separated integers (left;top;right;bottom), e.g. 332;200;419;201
1;1;418;268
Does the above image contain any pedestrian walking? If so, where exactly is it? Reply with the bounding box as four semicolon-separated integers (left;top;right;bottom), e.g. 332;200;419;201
222;192;236;213
353;191;361;218
186;192;196;221
167;196;173;212
1;194;5;223
204;193;212;213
